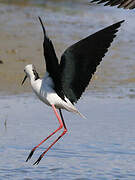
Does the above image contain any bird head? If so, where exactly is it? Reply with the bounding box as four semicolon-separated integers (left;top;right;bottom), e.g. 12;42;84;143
22;64;39;85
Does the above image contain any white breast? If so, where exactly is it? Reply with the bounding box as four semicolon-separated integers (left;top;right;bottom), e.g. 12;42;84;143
30;73;82;116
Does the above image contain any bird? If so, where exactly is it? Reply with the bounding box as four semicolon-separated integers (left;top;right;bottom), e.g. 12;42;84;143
22;17;124;165
90;0;135;9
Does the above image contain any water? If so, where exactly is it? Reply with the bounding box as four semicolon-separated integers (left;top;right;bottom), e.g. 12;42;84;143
0;0;135;179
0;95;135;179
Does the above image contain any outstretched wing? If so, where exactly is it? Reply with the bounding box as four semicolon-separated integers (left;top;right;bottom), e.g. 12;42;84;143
91;0;135;9
39;17;64;100
60;20;124;104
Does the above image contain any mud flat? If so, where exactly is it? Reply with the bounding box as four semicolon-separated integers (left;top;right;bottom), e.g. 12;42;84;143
0;1;135;97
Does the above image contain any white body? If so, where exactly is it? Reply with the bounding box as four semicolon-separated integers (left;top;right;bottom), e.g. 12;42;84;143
24;64;84;117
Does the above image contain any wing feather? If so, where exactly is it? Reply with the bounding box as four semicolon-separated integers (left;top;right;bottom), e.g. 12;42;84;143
91;0;135;9
60;21;124;103
39;17;65;100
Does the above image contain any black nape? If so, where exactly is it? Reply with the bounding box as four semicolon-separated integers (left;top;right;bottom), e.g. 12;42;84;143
33;69;40;80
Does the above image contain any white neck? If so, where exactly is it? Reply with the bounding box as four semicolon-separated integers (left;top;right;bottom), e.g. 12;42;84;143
28;73;36;84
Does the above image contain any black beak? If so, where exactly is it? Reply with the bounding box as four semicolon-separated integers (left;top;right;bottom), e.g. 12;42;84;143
22;75;27;85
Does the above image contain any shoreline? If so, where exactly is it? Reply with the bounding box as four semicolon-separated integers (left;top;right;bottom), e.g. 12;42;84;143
0;2;134;98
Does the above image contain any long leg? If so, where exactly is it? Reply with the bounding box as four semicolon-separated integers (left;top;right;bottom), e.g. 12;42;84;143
33;106;67;165
26;104;64;162
59;108;67;129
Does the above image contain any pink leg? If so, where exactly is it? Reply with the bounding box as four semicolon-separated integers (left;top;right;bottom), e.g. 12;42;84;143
26;105;64;162
33;105;67;165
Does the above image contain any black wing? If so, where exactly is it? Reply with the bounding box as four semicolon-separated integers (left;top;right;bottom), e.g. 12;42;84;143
60;20;124;104
39;17;65;100
91;0;135;9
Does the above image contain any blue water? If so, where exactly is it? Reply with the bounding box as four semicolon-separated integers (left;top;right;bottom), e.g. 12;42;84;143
0;0;135;179
0;94;135;179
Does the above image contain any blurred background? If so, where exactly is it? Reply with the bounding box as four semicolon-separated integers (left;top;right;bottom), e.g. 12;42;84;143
0;1;135;180
0;0;135;98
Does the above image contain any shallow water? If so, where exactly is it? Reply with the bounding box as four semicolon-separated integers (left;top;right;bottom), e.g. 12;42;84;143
0;94;135;179
0;0;135;179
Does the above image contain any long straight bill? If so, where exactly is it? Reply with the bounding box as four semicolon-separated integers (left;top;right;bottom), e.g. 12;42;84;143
22;75;27;85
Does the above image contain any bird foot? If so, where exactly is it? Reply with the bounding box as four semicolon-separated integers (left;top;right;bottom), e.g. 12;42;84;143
33;155;43;165
26;147;36;162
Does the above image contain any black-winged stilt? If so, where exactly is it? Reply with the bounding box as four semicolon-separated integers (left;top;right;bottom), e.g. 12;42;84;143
22;17;124;165
91;0;135;9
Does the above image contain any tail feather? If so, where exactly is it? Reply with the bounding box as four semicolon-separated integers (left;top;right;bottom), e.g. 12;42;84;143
63;97;86;119
76;110;86;119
